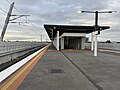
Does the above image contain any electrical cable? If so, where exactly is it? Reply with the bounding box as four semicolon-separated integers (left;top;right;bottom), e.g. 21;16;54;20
4;0;44;40
5;0;42;33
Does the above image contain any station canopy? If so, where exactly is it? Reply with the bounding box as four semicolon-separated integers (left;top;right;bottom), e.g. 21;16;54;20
44;24;110;40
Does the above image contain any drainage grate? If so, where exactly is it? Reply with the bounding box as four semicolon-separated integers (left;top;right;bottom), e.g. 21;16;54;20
49;69;64;74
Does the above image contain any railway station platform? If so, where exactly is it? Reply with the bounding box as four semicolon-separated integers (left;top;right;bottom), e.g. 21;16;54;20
18;45;97;90
1;44;120;90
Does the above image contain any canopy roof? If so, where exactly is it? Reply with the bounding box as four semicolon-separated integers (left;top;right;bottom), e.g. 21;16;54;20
44;24;110;40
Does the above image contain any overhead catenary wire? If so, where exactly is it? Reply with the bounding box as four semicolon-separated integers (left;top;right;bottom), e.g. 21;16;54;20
0;5;8;22
23;24;42;35
0;7;7;14
4;0;11;5
3;0;44;41
5;0;42;33
13;7;42;33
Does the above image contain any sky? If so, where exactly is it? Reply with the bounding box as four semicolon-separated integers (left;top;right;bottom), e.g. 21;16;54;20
0;0;120;42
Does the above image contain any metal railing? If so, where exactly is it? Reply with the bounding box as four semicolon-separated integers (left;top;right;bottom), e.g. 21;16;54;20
85;43;120;51
0;42;46;54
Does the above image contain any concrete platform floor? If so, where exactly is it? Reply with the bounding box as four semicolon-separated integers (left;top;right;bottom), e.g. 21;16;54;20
62;50;120;90
18;46;120;90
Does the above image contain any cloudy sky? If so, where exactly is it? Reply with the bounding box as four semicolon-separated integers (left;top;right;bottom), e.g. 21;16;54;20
0;0;120;42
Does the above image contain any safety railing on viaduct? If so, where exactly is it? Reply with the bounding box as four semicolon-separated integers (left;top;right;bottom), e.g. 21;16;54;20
85;42;120;51
0;42;46;54
0;42;48;65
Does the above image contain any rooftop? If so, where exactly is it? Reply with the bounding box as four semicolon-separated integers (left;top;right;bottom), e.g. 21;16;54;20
44;24;110;40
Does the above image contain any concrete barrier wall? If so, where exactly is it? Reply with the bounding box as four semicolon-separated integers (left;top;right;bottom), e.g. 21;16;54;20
85;43;120;50
0;48;36;65
0;42;48;64
0;42;47;53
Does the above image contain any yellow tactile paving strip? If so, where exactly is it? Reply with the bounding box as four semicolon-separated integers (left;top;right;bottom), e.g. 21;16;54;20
0;48;47;90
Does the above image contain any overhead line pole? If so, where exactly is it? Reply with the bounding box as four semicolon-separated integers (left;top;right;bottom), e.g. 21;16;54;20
0;2;14;42
5;0;42;39
0;2;30;42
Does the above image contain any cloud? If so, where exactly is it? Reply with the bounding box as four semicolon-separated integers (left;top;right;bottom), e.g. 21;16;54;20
0;0;120;41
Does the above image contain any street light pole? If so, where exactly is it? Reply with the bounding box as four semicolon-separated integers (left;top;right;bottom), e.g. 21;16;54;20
95;11;98;33
80;10;116;56
94;11;98;56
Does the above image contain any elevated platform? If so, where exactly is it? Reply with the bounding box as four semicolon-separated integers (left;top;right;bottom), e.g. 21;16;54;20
18;45;97;90
1;45;120;90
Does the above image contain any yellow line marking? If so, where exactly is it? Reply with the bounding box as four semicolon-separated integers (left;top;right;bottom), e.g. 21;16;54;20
1;50;45;90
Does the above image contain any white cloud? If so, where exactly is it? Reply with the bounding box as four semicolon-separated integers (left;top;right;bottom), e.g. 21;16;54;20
0;0;119;41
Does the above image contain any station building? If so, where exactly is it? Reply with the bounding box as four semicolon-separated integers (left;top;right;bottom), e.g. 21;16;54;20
44;24;110;51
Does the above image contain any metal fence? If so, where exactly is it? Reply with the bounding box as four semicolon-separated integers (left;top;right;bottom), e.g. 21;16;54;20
85;43;120;51
0;42;46;54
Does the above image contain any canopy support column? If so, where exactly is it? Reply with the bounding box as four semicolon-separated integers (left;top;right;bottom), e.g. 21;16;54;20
91;32;94;51
94;33;97;56
57;31;59;50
